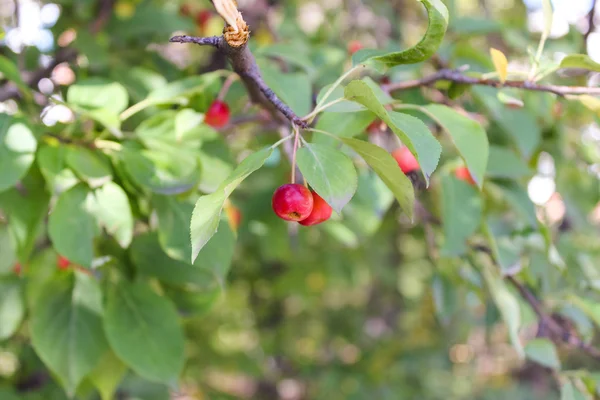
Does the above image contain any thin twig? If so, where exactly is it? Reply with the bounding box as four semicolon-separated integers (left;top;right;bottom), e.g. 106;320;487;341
584;0;597;43
383;69;600;96
169;35;222;47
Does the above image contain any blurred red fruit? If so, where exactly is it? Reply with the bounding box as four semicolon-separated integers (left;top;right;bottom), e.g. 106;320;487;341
272;184;314;221
196;10;212;27
392;147;420;174
299;191;332;226
205;100;230;128
454;166;476;185
57;255;71;270
348;40;363;55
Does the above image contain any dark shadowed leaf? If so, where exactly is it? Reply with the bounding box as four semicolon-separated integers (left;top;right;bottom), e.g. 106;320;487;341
487;146;532;178
153;196;194;263
424;105;489;188
342;138;414;219
440;175;482;255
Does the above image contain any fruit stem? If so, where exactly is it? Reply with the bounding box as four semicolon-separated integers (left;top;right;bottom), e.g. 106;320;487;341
217;73;239;102
270;133;294;149
291;125;300;184
306;128;343;142
302;97;346;122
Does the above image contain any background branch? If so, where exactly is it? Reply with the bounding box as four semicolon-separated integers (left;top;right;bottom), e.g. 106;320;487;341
382;69;600;96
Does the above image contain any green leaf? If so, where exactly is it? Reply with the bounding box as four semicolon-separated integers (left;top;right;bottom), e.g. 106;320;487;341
191;147;273;262
0;172;51;261
525;338;561;369
487;146;533;179
104;280;185;384
66;147;113;188
473;87;541;158
480;261;524;358
0;55;31;98
84;108;122;136
296;143;358;214
37;145;79;193
120;147;201;195
559;54;600;72
501;183;537;227
352;0;448;68
567;294;600;327
424;104;489;188
256;43;316;76
261;67;312;116
30;273;107;396
136;110;211;151
313;111;375;146
67;78;129;114
89;351;127;400
92;182;134;248
48;184;97;268
146;72;223;104
482;222;522;274
344;81;441;184
316;77;393;113
440;175;482;256
130;232;218;289
195;219;236;283
153;196;194;263
560;382;588;400
0;115;37;193
0;277;24;340
341;138;414;219
0;224;17;275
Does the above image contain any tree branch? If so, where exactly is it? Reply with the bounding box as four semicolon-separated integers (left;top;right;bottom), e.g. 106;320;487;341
383;69;600;97
506;276;600;361
170;0;307;128
0;47;78;102
169;35;222;47
171;33;307;128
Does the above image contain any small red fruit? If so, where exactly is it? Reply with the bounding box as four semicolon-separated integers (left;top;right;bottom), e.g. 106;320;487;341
392;147;420;174
454;166;476;185
205;100;230;128
57;255;70;270
272;184;314;221
348;40;363;55
196;10;212;27
367;120;387;135
13;262;22;275
299;191;332;226
225;204;242;231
